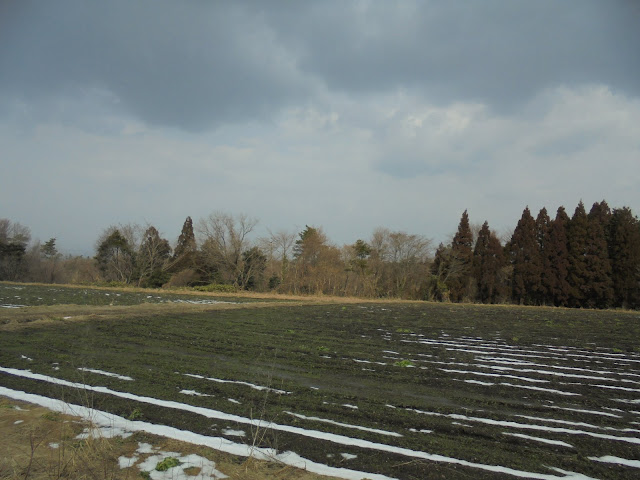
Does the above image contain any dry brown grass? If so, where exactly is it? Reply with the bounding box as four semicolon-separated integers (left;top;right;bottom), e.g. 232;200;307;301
0;397;341;480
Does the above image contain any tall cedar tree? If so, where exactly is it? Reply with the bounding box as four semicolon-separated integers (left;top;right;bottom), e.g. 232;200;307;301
510;207;543;305
447;210;473;302
582;202;614;308
171;216;197;272
566;202;590;307
473;221;505;303
588;200;612;236
608;207;640;308
535;208;552;305
546;207;571;306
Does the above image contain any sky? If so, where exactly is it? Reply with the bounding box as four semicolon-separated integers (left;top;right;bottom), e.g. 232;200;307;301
1;1;639;256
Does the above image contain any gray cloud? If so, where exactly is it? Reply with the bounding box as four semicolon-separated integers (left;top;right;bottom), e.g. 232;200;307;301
1;1;639;255
2;1;639;131
276;1;640;110
0;1;312;130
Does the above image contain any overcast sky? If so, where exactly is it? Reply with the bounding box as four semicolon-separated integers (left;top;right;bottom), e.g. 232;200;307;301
1;0;639;255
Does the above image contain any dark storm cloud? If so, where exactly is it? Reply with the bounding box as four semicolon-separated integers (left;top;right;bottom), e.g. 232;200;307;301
0;0;310;130
269;0;640;110
1;1;638;130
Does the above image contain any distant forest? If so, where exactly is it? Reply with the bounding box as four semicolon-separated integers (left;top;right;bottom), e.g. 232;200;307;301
1;200;639;309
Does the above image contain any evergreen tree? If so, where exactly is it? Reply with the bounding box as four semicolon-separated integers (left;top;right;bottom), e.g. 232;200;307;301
0;219;30;281
546;207;571;306
447;210;473;302
429;242;451;301
473;221;505;303
241;246;267;290
535;208;552;305
582;205;614;308
95;229;135;283
41;238;59;259
608;207;640;308
171;216;197;272
137;226;171;287
588;200;612;235
510;207;543;305
566;202;590;307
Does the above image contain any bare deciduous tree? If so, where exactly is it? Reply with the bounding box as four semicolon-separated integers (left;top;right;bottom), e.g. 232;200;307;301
197;212;258;287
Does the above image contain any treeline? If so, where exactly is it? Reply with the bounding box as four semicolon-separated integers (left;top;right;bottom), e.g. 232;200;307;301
1;200;639;309
432;202;640;309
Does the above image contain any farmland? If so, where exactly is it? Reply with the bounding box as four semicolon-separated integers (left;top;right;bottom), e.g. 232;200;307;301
1;282;640;479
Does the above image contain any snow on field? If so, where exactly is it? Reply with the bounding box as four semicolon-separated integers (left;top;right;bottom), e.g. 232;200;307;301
502;432;574;448
3;323;639;480
169;299;236;306
284;411;403;437
398;406;640;446
0;385;398;480
180;390;212;397
78;368;133;381
0;375;600;480
588;455;640;468
137;452;229;479
183;373;290;395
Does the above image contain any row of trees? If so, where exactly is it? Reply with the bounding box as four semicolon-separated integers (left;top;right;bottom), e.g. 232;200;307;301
2;200;639;309
0;219;99;285
431;201;640;309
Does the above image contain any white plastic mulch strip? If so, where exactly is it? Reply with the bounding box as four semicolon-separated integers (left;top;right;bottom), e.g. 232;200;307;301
0;369;597;479
78;368;133;381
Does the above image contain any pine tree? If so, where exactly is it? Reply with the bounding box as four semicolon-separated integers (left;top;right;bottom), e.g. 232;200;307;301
546;207;571;306
509;207;542;305
567;202;589;307
473;221;505;303
447;210;473;302
608;207;640;308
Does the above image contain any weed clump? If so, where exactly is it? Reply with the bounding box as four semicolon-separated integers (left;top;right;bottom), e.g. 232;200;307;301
394;360;414;367
155;456;181;471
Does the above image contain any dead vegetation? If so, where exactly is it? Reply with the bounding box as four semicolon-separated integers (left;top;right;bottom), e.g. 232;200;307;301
0;397;338;480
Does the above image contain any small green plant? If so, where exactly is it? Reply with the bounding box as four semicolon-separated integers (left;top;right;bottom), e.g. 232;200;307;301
396;328;411;333
394;360;414;367
128;407;142;420
155;457;181;471
317;346;329;352
139;471;151;480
